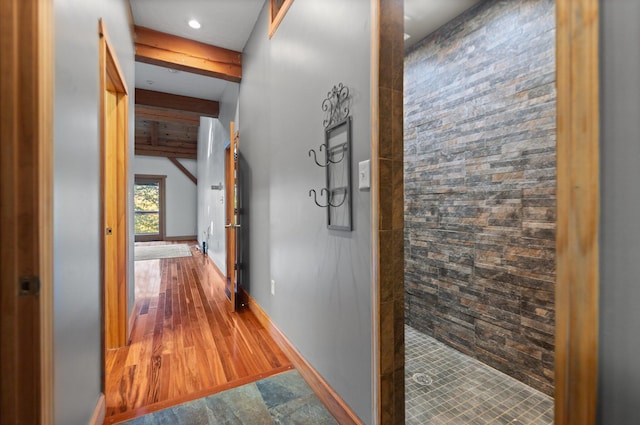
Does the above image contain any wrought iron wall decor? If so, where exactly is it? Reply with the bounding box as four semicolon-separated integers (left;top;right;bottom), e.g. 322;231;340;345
322;82;350;128
308;83;353;231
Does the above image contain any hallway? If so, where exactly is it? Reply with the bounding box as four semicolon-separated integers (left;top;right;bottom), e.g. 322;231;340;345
105;242;293;423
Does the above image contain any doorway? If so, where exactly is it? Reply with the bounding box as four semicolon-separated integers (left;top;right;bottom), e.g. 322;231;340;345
100;20;130;350
371;0;600;423
403;1;556;422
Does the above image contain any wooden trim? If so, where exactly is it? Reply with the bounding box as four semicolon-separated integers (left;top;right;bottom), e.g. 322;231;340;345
135;88;219;118
127;300;141;342
164;235;198;242
369;0;381;423
168;157;197;185
1;0;54;423
243;290;364;425
100;19;130;351
224;122;237;312
268;0;295;38
38;0;54;422
134;26;242;83
88;394;106;425
555;1;600;424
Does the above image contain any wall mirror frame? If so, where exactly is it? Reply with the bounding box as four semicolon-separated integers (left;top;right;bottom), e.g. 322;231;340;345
325;116;352;231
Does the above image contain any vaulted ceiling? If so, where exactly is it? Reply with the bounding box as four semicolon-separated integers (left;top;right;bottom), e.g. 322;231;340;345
128;0;263;167
128;0;482;167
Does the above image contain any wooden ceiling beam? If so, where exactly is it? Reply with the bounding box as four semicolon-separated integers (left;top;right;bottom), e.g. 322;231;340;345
168;157;197;185
136;88;219;117
134;25;242;83
135;137;196;149
135;144;196;159
135;106;201;125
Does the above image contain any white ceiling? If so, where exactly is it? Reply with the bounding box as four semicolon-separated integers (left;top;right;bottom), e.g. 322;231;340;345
130;0;482;100
135;62;233;101
129;0;265;52
404;0;482;49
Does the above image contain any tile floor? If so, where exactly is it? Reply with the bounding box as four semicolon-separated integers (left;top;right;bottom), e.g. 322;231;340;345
117;370;338;425
405;325;554;425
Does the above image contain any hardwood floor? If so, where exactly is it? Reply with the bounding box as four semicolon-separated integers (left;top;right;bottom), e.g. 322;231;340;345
105;242;292;421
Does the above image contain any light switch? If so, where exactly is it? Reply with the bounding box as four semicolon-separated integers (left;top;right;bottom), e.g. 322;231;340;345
359;160;371;190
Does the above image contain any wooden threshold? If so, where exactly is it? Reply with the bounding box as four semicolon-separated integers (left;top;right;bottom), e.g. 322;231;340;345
243;289;364;425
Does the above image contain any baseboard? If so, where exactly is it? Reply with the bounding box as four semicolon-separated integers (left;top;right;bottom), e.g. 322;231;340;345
127;299;141;343
164;235;197;241
89;393;105;425
242;289;364;425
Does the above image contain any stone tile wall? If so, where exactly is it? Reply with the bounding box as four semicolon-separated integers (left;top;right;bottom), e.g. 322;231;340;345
404;0;556;395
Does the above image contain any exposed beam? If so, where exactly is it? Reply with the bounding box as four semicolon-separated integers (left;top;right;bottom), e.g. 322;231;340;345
135;106;201;125
134;26;242;83
168;157;197;185
135;137;197;149
135;88;219;118
135;144;196;159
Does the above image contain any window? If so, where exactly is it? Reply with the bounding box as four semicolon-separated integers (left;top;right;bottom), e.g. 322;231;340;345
269;0;295;38
134;175;165;241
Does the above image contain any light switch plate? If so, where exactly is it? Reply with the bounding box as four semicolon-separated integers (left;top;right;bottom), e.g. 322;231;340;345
359;160;371;190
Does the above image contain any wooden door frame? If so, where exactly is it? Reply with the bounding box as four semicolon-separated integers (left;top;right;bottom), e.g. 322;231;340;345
370;0;600;424
0;0;54;423
100;19;130;351
134;174;166;242
224;122;238;312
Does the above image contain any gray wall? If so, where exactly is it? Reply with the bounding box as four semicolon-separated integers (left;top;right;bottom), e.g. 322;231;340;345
239;1;372;421
134;155;198;238
53;0;135;423
598;0;640;423
197;117;227;271
197;84;239;273
404;0;556;395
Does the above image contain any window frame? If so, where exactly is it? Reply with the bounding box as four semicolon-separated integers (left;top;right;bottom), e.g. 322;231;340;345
268;0;295;38
134;174;166;242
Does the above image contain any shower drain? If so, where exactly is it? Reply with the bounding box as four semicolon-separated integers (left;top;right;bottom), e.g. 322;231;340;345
411;372;432;386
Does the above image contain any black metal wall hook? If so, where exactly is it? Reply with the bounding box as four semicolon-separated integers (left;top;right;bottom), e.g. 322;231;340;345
309;189;329;208
308;146;329;167
309;188;347;208
308;144;346;167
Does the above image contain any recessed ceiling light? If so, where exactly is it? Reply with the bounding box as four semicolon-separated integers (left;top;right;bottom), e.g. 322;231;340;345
188;19;201;29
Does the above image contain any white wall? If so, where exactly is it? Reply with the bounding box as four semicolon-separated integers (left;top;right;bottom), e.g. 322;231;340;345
134;155;198;238
239;1;372;421
53;0;134;423
197;84;239;273
598;1;640;423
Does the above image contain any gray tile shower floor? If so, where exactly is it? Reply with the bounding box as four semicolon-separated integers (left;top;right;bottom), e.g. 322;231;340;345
406;325;554;425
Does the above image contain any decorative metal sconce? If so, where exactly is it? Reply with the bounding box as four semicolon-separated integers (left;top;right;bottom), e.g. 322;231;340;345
308;83;353;231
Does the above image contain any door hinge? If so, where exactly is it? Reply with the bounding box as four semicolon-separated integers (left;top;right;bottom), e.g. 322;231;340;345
19;276;40;296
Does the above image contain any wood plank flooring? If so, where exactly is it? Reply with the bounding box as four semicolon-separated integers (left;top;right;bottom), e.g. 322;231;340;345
105;242;292;419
